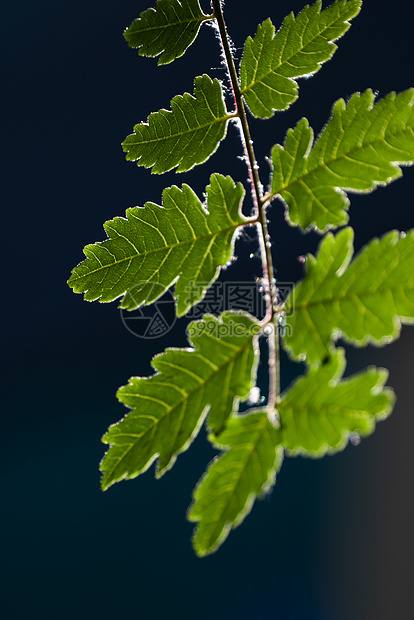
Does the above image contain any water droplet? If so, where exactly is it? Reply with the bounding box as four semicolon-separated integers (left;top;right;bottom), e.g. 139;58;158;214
249;139;254;145
264;325;273;335
350;432;361;446
400;231;406;239
277;314;285;325
298;353;307;362
266;241;272;248
250;253;255;259
248;386;260;404
298;255;306;264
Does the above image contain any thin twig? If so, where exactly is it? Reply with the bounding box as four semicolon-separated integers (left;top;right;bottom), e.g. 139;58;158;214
211;0;280;410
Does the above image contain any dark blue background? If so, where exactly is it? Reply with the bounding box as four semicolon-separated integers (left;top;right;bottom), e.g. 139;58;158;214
2;1;414;618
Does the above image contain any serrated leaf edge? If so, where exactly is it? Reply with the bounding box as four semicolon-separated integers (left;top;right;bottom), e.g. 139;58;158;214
100;313;261;489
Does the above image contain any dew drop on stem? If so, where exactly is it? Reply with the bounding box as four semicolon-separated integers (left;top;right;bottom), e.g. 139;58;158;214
350;432;361;446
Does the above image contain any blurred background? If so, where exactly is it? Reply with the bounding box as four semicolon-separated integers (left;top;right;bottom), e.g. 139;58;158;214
2;0;413;618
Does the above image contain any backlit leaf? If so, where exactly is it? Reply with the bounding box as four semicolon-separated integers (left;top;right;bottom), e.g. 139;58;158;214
189;408;283;556
270;89;414;231
100;312;261;490
124;0;210;65
284;227;414;364
240;0;360;118
122;75;231;173
278;349;394;456
68;175;247;317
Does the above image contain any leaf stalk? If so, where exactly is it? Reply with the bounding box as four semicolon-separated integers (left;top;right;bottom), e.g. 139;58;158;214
211;0;280;410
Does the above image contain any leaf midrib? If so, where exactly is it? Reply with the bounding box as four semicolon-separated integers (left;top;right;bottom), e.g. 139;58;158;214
269;117;414;202
102;333;257;485
195;416;270;542
126;112;233;147
278;398;383;452
71;221;244;283
289;279;414;312
240;9;348;97
128;15;211;36
279;401;378;416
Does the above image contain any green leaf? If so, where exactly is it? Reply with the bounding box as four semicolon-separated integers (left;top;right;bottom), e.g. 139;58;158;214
124;0;210;65
122;75;231;173
240;0;360;118
270;89;414;231
68;174;247;317
100;312;261;490
284;227;414;364
188;409;283;556
278;349;395;456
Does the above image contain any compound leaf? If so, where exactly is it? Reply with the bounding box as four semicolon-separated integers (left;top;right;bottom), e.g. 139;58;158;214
100;313;261;490
68;174;247;317
284;227;414;364
278;349;394;456
122;75;231;173
240;0;360;118
124;0;210;65
189;408;283;556
270;89;414;231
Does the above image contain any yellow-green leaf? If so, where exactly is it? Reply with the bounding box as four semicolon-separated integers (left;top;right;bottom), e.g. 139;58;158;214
278;349;395;456
240;0;361;118
189;408;283;556
100;313;260;490
68;175;247;317
124;0;210;65
284;227;414;364
123;75;231;173
270;90;414;231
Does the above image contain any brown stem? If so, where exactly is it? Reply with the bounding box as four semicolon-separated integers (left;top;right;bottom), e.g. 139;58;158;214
211;0;280;409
